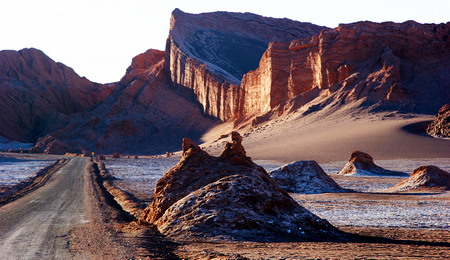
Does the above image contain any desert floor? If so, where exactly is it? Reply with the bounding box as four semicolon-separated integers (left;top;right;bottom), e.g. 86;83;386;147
104;112;450;259
1;111;449;259
105;161;449;259
201;111;450;164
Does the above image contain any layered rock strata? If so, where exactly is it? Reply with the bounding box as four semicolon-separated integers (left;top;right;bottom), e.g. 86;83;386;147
141;133;341;241
338;151;407;176
166;9;327;121
168;13;450;120
270;161;348;193
241;21;450;116
50;49;217;155
426;104;450;138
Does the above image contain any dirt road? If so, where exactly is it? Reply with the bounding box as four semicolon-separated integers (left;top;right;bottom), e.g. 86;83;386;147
0;157;88;259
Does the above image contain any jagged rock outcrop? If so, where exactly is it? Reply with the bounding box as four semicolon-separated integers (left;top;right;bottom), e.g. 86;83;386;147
166;9;327;121
338;151;407;176
0;48;112;143
387;166;450;192
270;161;348;194
0;47;216;155
3;14;449;155
140;134;342;241
27;135;73;155
426;104;450;138
167;11;450;121
242;21;450;116
49;49;217;155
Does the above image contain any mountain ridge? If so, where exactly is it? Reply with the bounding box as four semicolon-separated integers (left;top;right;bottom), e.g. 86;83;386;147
1;10;449;156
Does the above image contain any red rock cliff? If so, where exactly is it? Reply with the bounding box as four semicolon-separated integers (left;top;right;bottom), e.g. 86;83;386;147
241;21;450;115
165;37;243;121
50;49;217;155
165;9;327;121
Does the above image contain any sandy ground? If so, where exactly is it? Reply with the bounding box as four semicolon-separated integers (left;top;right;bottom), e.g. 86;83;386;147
171;176;450;259
104;160;449;259
2;109;449;259
100;110;450;259
201;111;449;164
174;227;450;259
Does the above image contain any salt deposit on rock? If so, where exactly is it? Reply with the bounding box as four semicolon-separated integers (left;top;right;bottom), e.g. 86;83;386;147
140;133;343;241
387;165;450;192
270;161;348;194
338;151;407;176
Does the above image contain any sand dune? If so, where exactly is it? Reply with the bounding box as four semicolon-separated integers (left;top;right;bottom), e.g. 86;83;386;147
202;111;450;164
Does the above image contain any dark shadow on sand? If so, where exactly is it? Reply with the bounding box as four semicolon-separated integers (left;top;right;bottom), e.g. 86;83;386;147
401;120;432;136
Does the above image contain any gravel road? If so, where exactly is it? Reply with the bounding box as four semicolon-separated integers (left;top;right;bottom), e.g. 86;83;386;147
0;157;89;259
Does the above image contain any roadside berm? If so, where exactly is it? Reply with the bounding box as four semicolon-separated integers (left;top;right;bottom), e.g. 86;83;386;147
140;132;345;241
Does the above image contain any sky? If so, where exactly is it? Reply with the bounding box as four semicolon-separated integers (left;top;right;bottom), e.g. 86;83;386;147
1;0;448;83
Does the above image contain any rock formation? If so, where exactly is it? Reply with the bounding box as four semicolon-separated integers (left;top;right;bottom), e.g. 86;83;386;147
2;12;449;156
387;166;450;192
338;151;407;176
34;135;73;155
166;9;327;121
426;104;450;138
241;21;450;116
13;135;74;155
140;133;342;241
166;12;450;121
270;161;348;194
36;49;217;155
0;48;112;143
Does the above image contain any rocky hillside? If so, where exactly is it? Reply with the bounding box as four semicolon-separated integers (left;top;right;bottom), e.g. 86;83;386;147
0;48;216;154
167;12;450;121
241;21;450;117
1;10;449;155
0;48;112;143
48;49;217;155
166;9;327;121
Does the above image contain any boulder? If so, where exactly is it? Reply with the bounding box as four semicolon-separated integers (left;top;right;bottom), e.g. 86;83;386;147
140;133;342;241
426;103;450;138
270;161;348;194
387;166;450;192
44;139;72;155
338;151;407;176
30;135;72;155
112;152;121;158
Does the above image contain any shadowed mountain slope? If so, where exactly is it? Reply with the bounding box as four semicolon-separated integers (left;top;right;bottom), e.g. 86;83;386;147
0;48;112;143
49;49;217;155
1;11;449;157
